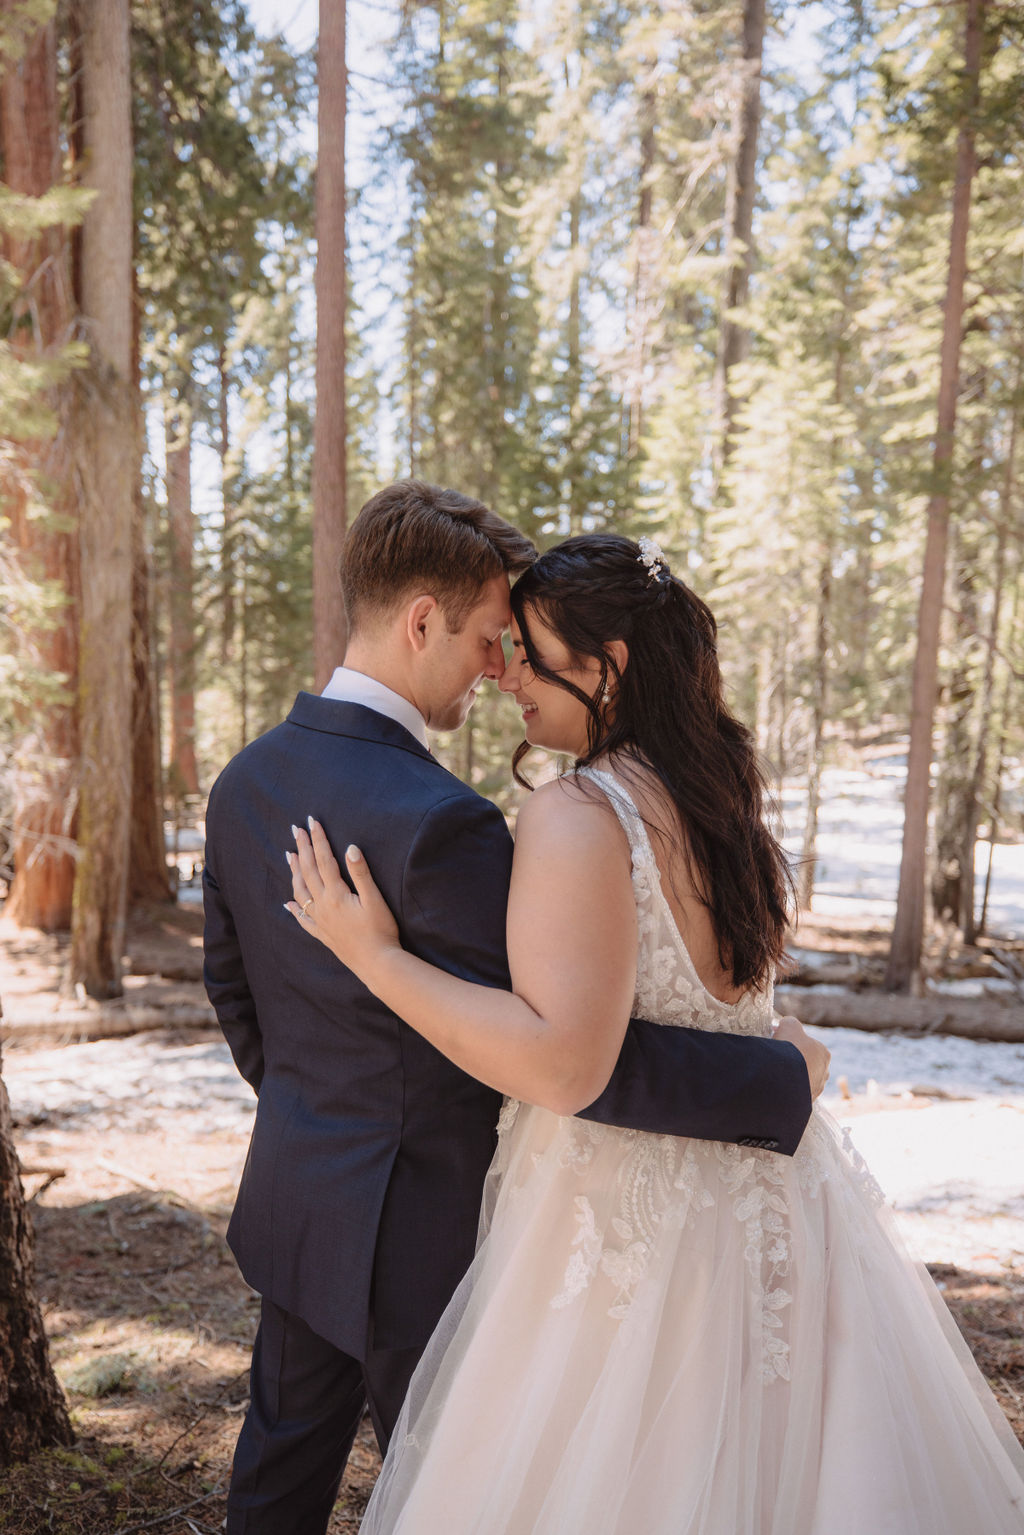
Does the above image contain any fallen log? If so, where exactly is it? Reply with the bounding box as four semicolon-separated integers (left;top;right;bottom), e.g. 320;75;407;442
4;989;1023;1049
0;1001;217;1048
785;960;874;988
774;985;1024;1043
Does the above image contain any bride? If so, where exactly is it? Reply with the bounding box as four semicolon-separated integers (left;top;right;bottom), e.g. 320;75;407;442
288;533;1024;1533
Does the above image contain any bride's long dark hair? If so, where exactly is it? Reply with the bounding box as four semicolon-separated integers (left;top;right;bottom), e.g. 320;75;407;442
510;533;792;991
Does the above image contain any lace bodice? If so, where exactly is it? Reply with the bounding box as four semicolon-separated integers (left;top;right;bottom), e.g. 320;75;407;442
577;767;775;1039
492;766;836;1381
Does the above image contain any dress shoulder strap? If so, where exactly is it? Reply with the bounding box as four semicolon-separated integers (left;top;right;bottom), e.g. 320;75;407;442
575;766;657;867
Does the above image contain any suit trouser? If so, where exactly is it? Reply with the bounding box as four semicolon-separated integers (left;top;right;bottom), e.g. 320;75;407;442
226;1297;421;1535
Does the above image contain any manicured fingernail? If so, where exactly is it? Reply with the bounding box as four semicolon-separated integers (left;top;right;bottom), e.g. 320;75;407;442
346;845;361;862
291;824;300;839
307;815;315;831
285;851;292;866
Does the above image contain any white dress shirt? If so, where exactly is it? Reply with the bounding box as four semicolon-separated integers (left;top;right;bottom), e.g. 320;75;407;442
320;665;429;749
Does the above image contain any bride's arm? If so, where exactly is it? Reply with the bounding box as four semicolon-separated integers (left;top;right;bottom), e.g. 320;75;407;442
289;780;637;1116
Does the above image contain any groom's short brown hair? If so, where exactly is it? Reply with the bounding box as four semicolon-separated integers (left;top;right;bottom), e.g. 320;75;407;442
341;480;536;635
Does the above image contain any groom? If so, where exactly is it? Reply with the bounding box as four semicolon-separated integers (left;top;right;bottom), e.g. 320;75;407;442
203;480;827;1535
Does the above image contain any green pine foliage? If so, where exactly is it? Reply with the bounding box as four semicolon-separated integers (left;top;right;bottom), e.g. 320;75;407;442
3;0;1021;914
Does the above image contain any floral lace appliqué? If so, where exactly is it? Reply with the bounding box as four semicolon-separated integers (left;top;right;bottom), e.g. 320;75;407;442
540;767;831;1382
497;1096;521;1139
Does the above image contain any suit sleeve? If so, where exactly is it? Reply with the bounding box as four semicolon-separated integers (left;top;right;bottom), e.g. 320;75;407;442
401;790;812;1156
577;1022;812;1157
401;792;514;991
202;832;264;1096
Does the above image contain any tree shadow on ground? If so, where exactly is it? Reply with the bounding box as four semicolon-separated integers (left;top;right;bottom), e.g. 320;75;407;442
0;1193;380;1535
927;1262;1024;1441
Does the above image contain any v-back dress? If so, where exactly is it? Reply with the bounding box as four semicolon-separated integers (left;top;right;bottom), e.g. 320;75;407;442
360;768;1024;1534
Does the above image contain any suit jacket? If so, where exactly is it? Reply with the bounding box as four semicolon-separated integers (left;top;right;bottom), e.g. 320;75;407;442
203;692;811;1360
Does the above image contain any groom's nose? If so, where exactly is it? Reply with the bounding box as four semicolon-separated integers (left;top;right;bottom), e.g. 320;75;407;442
483;637;506;679
498;656;519;692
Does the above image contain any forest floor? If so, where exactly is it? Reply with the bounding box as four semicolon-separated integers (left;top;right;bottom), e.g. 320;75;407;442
0;905;381;1535
0;897;1023;1533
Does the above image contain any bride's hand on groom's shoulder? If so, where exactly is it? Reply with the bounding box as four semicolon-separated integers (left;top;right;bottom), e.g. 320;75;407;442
286;819;401;978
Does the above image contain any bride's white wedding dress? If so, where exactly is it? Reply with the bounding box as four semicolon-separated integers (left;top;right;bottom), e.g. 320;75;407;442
361;768;1024;1533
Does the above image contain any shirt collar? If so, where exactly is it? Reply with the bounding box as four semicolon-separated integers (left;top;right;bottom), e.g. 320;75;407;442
320;666;429;749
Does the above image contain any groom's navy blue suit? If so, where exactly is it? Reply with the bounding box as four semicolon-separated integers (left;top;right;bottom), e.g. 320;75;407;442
204;691;812;1534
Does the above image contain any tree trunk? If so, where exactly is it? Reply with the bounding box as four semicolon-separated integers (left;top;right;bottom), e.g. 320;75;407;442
979;567;1020;935
239;547;250;751
627;78;656;460
566;177;584;535
799;325;848;910
564;47;585;539
129;489;172;904
165;394;199;798
712;0;766;498
483;35;511;508
754;641;772;755
312;0;348;689
128;265;171;906
930;518;978;924
773;616;789;787
0;1006;74;1465
406;239;419;478
885;0;984;992
218;343;236;667
848;463;876;747
69;0;136;998
0;10;79;932
961;367;1018;941
797;551;831;910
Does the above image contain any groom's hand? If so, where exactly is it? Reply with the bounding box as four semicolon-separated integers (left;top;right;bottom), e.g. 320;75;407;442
773;1015;830;1100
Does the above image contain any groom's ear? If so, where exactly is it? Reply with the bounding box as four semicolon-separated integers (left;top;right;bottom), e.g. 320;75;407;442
405;593;440;653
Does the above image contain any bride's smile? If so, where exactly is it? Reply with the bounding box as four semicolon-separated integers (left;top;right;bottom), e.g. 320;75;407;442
498;609;612;757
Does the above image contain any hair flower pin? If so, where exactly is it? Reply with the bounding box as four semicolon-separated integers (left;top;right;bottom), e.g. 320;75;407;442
637;536;668;583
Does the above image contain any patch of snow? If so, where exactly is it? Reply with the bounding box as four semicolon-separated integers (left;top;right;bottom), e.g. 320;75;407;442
814;1025;1024;1270
782;760;1024;938
831;1101;1024;1272
813;1024;1024;1100
928;978;1021;998
4;1033;255;1136
5;1026;1024;1273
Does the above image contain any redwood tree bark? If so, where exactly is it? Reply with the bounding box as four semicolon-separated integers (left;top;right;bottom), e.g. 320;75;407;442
312;0;348;689
0;1007;74;1464
69;0;136;997
885;0;984;991
0;9;79;932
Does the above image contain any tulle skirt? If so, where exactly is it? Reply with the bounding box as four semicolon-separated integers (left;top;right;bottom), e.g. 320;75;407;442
361;1103;1024;1534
